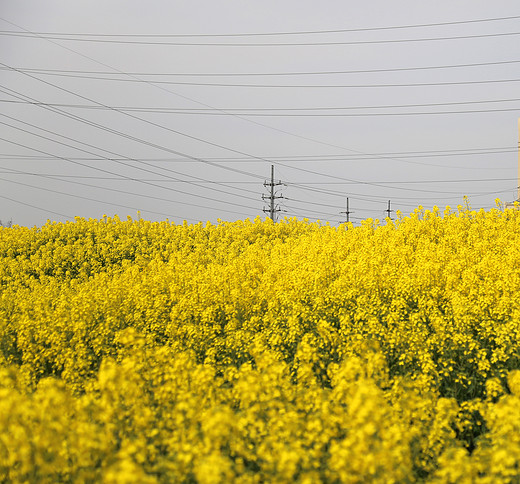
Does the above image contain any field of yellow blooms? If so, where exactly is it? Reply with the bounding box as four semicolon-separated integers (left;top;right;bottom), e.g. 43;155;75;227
1;203;520;483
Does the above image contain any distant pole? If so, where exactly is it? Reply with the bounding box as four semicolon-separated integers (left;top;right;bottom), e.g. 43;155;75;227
340;197;353;223
385;200;394;220
262;165;284;222
518;117;520;200
270;165;275;220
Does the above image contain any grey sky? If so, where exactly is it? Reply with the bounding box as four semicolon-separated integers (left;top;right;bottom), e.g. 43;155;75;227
1;0;519;227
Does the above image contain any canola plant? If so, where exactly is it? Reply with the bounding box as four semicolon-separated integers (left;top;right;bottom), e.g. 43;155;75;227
0;203;520;483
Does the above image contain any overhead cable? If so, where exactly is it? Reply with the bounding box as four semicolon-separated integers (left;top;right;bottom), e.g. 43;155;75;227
1;58;519;76
1;14;520;37
1;30;519;46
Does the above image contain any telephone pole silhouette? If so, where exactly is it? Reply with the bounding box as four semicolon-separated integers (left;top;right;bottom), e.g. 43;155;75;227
262;165;284;222
340;197;353;223
385;200;394;220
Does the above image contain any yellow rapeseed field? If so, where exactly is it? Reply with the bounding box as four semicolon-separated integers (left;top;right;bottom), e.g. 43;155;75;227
1;202;520;483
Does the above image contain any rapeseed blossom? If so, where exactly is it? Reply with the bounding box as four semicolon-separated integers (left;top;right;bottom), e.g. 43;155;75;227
0;205;520;482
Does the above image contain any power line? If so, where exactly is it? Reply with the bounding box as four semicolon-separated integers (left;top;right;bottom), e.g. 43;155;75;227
289;177;517;185
4;67;520;88
0;106;262;201
282;203;345;220
270;159;508;195
2;97;520;116
75;77;520;88
44;106;520;116
0;193;72;219
0;135;257;219
151;107;520;116
0;66;270;181
3;17;513;180
2;169;514;185
4;163;510;223
3;95;520;110
0;176;178;219
2;30;520;46
2;18;516;221
12;59;499;174
2;61;434;195
0;167;251;219
0;121;262;214
0;146;514;162
2;14;520;37
0;92;512;174
2;58;519;76
286;180;515;203
1;18;375;176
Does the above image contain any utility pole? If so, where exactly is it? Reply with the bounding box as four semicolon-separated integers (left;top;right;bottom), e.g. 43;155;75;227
505;118;520;209
262;165;284;222
385;200;394;220
340;197;353;223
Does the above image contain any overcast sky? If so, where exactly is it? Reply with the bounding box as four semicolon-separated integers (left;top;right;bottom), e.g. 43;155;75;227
1;0;519;227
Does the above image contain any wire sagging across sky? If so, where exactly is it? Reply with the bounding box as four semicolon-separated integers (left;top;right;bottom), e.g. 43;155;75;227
0;1;519;226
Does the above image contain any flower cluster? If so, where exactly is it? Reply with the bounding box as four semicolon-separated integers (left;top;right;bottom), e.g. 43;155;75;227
1;204;519;482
